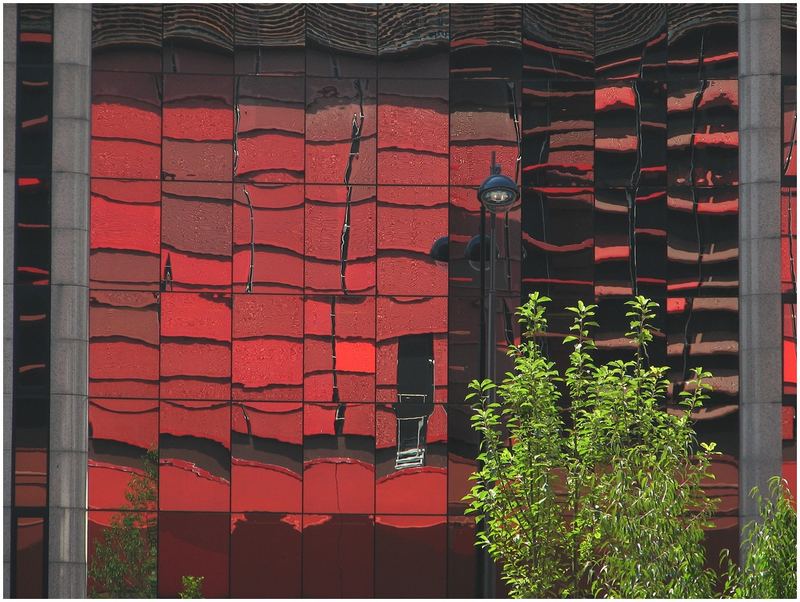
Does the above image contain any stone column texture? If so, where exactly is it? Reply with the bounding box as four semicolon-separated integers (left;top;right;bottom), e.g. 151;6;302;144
738;2;783;558
49;3;90;597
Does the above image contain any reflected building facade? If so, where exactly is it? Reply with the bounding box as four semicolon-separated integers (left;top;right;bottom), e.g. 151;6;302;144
3;3;797;598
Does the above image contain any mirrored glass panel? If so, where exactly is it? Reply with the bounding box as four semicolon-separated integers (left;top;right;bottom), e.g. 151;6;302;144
306;3;377;78
305;185;376;295
523;4;593;81
161;182;232;292
235;75;304;182
378;3;448;79
450;4;521;78
92;72;161;179
158;512;230;597
159;400;231;511
90;180;160;290
160;292;231;400
303;514;375;598
303;402;375;514
230;513;302;597
163;4;234;74
595;4;666;80
235;3;305;75
231;402;302;512
89;399;158;510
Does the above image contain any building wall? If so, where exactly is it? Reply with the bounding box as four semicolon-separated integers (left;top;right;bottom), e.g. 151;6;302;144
0;2;781;598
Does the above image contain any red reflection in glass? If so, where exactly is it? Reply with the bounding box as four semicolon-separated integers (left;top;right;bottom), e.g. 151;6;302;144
231;402;302;512
447;404;478;514
304;296;375;402
305;185;376;295
92;72;161;179
666;297;739;406
160;293;231;400
376;403;446;514
230;513;301;598
233;183;303;294
306;78;376;184
595;5;666;80
378;79;448;185
377;186;448;296
451;79;520;186
158;512;230;598
375;514;447;598
522;82;594;187
783;84;796;179
159;400;230;512
233;294;303;400
447;516;478;597
376;296;447;404
447;295;481;406
667;5;738;79
450;4;522;78
13;449;47;508
92;5;162;72
15;516;45;598
303;514;375;598
90;180;161;290
235;76;303;182
162;75;233;181
667;80;738;187
89;399;158;510
666;187;738;296
522;187;594;300
303;402;375;514
89;291;159;399
161;182;232;292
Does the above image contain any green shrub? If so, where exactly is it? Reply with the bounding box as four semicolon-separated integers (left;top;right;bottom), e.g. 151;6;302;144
88;449;158;598
179;576;205;599
465;294;720;598
722;476;797;598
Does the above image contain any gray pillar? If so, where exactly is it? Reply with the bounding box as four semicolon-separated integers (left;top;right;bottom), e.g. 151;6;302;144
3;4;17;598
738;3;783;558
48;4;90;597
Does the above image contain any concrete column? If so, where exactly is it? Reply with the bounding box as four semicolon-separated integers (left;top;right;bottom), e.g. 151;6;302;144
3;4;16;598
48;4;90;597
738;3;783;558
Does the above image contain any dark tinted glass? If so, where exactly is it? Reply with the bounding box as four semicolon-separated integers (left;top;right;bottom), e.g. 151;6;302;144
163;4;234;74
235;4;305;75
450;4;522;78
596;4;666;80
306;3;377;78
523;4;593;81
667;4;738;80
92;4;162;72
378;3;448;79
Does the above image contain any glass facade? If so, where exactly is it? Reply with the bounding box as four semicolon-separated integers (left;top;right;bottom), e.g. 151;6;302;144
77;2;800;597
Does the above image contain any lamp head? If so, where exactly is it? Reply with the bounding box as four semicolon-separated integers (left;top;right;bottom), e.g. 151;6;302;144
477;166;519;213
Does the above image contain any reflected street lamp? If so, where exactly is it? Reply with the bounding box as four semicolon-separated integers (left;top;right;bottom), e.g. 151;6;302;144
476;155;519;599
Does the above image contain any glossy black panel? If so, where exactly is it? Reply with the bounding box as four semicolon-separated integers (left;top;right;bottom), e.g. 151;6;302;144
595;4;666;81
17;4;52;66
667;187;738;297
595;81;667;188
303;514;374;597
16;65;52;173
14;177;50;286
523;4;593;81
521;187;594;300
163;4;234;74
306;3;377;78
447;295;482;407
92;4;162;72
667;4;738;80
13;286;50;397
667;80;738;188
234;3;305;75
450;4;522;78
378;3;448;79
522;81;594;187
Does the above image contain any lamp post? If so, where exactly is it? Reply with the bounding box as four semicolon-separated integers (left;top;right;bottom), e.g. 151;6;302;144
476;155;519;598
